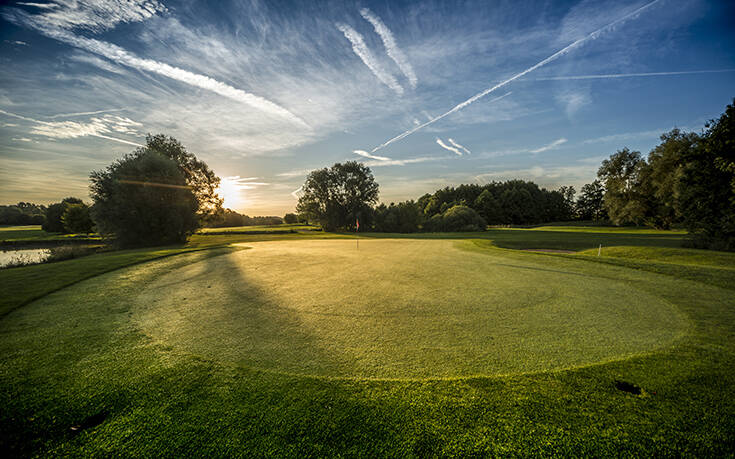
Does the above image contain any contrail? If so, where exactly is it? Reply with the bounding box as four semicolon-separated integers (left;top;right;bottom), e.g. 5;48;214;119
47;108;126;119
359;8;417;89
369;0;662;153
336;23;404;95
436;138;463;156
369;92;512;153
448;138;471;155
529;69;735;81
354;149;391;161
529;138;567;153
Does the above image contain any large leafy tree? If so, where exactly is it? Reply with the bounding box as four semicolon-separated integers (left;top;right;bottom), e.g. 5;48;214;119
640;129;700;229
297;161;379;231
142;134;223;223
677;99;735;249
90;150;199;247
597;148;647;225
576;180;606;221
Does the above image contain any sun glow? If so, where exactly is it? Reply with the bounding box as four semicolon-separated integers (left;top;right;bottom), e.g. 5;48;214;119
215;176;269;211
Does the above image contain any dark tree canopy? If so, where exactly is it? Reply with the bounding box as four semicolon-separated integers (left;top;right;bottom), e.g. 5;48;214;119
61;203;94;233
0;202;46;225
297;161;379;231
141;134;223;223
90;150;199;247
42;197;84;233
576;180;606;221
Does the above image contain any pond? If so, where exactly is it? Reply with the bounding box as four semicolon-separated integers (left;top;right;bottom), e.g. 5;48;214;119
0;248;51;268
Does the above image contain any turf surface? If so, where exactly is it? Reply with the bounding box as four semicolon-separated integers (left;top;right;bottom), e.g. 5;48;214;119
133;239;686;378
1;227;734;456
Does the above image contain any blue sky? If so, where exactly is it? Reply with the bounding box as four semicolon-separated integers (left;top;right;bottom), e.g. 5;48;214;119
1;0;733;215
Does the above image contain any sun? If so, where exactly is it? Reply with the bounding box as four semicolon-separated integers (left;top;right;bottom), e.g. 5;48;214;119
215;176;244;210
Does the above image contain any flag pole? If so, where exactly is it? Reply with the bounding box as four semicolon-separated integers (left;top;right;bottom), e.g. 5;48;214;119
356;217;359;250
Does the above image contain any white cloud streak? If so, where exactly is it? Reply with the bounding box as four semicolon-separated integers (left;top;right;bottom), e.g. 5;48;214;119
530;69;735;81
369;92;512;153
47;108;127;119
448;138;471;155
14;0;166;32
436;138;463;155
336;23;404;95
529;137;567;153
359;8;417;89
5;4;308;128
0;109;143;146
364;155;450;167
368;0;662;153
354;149;391;161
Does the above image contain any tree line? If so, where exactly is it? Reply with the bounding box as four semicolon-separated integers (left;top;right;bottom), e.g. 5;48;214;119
297;98;734;250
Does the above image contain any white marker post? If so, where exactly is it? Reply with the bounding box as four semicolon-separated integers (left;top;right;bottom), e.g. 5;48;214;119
598;244;602;256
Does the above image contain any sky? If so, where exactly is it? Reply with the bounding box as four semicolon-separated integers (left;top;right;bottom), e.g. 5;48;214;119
0;0;733;216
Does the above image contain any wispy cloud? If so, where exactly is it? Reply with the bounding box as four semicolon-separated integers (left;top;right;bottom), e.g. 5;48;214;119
336;23;404;95
277;169;313;178
354;149;391;161
4;3;308;128
436;138;463;156
0;109;143;146
359;8;417;89
529;137;567;154
290;185;304;199
367;0;662;153
448;138;471;155
12;0;166;32
364;155;450;167
12;137;33;142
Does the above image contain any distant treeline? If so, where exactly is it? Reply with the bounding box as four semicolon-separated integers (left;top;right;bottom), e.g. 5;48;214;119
205;208;286;228
0;202;47;225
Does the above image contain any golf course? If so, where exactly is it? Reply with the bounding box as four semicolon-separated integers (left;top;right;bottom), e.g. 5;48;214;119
1;226;734;455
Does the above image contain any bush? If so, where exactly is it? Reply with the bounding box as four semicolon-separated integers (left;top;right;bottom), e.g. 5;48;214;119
425;205;487;232
284;213;298;224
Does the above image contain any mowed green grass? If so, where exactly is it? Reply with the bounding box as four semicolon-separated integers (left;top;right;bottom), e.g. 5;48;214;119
1;226;734;455
134;239;686;378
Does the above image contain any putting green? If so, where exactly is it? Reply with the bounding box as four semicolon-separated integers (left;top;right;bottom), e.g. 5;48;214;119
132;239;687;379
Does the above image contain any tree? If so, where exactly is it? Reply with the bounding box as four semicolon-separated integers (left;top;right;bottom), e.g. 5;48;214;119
90;150;199;247
42;197;83;233
296;161;379;231
677;99;735;250
576;180;606;221
284;213;298;224
474;190;504;224
142;134;223;223
373;201;423;232
597;148;647;225
61;203;94;233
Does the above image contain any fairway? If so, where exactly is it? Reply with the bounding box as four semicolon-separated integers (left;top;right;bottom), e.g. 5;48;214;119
129;239;686;379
